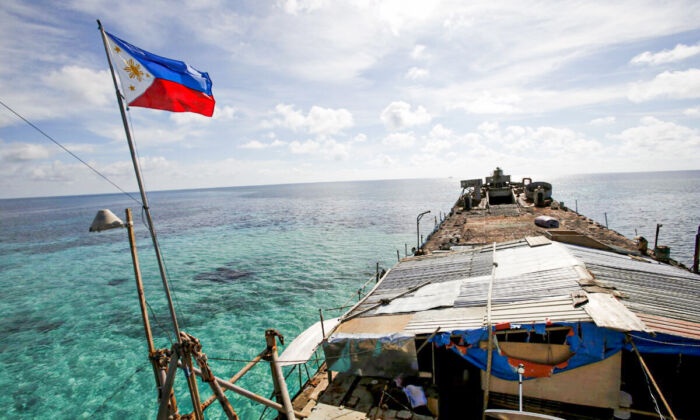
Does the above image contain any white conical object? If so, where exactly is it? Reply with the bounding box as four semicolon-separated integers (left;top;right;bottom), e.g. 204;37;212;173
89;209;125;232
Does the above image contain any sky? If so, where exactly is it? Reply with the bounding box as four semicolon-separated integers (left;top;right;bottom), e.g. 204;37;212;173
1;0;699;198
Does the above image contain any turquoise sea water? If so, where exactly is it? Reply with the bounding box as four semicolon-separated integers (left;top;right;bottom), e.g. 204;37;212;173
1;172;698;419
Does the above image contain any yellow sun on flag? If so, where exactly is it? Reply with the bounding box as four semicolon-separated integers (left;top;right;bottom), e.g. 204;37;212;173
124;59;144;82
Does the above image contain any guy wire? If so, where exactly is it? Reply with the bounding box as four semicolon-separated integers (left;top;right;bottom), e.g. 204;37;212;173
0;98;142;205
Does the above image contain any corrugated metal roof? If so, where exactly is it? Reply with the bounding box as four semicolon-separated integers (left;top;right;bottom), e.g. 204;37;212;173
487;296;591;325
338;239;700;340
346;247;493;317
455;266;582;307
403;307;485;334
565;244;700;324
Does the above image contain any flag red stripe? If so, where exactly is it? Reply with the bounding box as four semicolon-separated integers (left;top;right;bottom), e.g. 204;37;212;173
128;78;215;117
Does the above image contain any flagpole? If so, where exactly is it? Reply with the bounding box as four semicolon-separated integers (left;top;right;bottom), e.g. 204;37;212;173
96;20;183;344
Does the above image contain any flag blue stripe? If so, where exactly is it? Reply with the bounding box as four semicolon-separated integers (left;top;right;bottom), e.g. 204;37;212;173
107;32;213;96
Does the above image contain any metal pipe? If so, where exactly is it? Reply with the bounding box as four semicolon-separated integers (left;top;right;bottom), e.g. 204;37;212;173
397;250;400;262
416;210;430;249
518;364;524;412
693;225;699;274
98;22;202;418
97;20;182;343
604;212;608;228
157;346;181;420
319;309;326;339
482;243;497;420
655;223;663;249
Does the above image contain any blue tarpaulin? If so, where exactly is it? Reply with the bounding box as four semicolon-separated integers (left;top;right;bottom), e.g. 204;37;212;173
429;321;700;381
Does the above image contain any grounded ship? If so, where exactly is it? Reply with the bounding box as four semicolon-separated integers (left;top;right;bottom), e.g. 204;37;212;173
274;168;700;420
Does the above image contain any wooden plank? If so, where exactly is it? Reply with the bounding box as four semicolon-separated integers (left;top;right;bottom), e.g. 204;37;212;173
335;314;412;334
526;236;552;247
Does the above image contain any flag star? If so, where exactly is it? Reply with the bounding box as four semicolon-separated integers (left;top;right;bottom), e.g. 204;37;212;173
129;85;135;91
114;46;121;53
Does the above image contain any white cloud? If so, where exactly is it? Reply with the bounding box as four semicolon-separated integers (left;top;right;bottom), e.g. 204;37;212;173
239;139;287;149
382;132;416;148
279;0;327;15
684;106;700;117
631;43;700;65
451;91;522;114
589;116;616;126
288;138;349;160
368;153;397;166
411;44;427;59
610;116;700;151
0;142;52;162
239;140;267;149
405;67;429;80
270;104;353;136
42;66;112;107
171;105;236;125
628;69;700;102
380;101;431;130
351;133;367;143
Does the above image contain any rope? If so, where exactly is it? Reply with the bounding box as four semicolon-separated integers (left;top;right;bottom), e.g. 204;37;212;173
145;297;174;345
93;363;148;416
628;334;700;347
0;98;142;205
639;357;666;420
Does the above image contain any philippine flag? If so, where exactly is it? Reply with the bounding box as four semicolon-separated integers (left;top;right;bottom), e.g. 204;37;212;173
105;32;215;117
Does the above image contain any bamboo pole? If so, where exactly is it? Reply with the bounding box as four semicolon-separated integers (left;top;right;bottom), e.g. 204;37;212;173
194;354;238;420
183;362;306;418
267;330;296;420
201;348;268;411
125;210;159;379
482;242;497;419
628;337;678;420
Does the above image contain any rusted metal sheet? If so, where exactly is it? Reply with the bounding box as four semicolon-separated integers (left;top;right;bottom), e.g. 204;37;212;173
634;313;700;340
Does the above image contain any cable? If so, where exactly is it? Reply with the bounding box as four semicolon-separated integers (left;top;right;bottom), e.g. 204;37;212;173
93;363;148;416
628;334;700;347
639;356;666;420
0;98;142;205
145;297;174;345
139;206;189;333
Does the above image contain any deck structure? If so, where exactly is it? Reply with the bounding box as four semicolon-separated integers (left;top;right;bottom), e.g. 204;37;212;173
286;168;700;420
